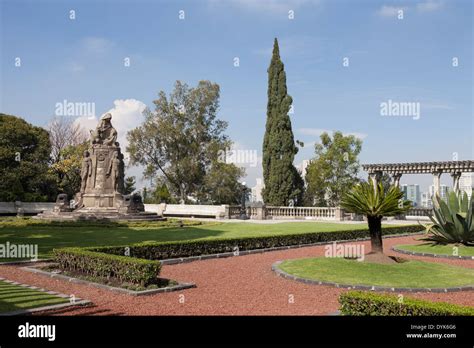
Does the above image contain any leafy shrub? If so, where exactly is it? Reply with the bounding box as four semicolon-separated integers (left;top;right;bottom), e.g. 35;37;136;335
339;291;474;316
53;225;423;285
423;191;474;245
53;248;161;286
88;225;424;260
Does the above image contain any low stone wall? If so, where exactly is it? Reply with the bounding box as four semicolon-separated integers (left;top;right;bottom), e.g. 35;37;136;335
145;204;228;219
0;202;364;222
0;202;55;216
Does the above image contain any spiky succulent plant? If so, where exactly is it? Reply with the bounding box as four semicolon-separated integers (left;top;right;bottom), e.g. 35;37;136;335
423;191;474;246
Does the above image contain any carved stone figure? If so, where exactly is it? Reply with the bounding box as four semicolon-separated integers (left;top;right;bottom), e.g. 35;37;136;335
90;113;118;146
107;152;121;192
43;111;158;220
80;150;92;193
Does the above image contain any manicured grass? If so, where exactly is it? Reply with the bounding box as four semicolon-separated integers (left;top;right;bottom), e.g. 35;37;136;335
396;243;474;257
0;218;373;261
0;280;69;313
279;258;474;288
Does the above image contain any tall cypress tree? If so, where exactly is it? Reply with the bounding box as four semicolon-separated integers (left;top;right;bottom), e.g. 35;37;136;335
262;38;303;206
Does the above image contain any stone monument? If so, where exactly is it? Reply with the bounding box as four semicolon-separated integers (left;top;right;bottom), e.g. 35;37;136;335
37;113;163;221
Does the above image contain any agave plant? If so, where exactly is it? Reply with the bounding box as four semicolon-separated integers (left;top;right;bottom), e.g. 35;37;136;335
341;179;411;254
423;191;474;246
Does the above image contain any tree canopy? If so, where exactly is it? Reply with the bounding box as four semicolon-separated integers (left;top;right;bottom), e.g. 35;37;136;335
304;131;362;207
0;114;56;201
127;80;244;203
262;38;303;206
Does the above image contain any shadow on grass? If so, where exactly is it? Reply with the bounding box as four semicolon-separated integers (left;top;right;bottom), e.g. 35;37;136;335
0;219;227;260
0;288;68;313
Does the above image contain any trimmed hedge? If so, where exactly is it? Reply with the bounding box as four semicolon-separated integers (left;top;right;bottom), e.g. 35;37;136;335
52;225;423;285
53;248;161;286
339;291;474;316
88;225;424;260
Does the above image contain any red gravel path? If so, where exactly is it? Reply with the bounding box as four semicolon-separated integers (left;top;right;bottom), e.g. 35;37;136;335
0;235;473;316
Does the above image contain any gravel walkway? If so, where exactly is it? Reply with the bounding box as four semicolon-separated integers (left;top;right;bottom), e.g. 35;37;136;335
0;235;472;315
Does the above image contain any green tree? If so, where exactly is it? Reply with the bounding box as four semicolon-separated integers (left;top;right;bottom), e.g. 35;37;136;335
262;38;303;206
341;180;411;256
50;142;88;198
124;176;136;195
0;114;57;201
304;131;362;207
127;81;239;203
199;161;245;204
143;180;175;204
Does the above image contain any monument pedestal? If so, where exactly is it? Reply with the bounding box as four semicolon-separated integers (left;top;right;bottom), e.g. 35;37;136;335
35;111;164;222
81;193;122;209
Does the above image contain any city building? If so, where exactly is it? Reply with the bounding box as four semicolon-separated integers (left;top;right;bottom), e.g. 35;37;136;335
459;172;474;199
250;178;264;203
421;192;432;208
401;184;421;207
429;184;450;202
297;160;311;183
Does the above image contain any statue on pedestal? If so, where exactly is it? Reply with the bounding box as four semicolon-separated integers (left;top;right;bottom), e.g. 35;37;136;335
43;111;157;220
90;113;118;146
77;112;127;208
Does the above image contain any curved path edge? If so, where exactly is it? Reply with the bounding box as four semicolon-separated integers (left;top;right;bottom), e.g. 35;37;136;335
271;260;474;293
392;246;474;261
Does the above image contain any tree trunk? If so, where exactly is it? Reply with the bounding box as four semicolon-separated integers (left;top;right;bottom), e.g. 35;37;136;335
367;216;383;254
179;184;186;205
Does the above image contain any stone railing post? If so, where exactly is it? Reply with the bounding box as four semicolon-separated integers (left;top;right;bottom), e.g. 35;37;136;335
451;172;461;193
254;205;266;220
221;205;230;219
432;170;442;197
334;207;344;221
15;201;24;217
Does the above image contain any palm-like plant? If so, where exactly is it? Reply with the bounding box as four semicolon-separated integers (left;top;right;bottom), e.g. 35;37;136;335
422;191;474;246
341;179;411;254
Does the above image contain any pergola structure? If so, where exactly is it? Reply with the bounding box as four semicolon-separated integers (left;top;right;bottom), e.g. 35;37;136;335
362;161;474;195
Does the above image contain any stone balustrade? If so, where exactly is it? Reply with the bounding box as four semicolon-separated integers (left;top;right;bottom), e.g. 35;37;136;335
0;202;347;221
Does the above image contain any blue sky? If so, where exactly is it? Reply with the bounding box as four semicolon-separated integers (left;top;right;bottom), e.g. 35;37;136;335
1;0;472;191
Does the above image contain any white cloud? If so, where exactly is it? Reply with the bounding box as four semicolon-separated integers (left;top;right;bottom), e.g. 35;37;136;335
70;62;84;73
422;102;453;110
377;1;443;17
80;37;115;55
208;0;320;15
73;99;146;160
417;0;443;12
298;128;368;140
376;5;407;17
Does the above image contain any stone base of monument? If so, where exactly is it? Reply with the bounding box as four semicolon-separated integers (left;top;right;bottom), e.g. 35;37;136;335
35;112;167;223
35;193;166;222
35;209;166;222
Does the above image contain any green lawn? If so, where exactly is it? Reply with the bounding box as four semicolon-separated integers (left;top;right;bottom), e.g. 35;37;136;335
0;218;373;261
279;258;474;288
0;280;69;313
396;243;474;257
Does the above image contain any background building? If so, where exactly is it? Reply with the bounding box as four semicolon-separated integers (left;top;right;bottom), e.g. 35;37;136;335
297;160;311;183
459;172;474;199
401;184;421;207
250;178;264;203
421;192;432;208
429;184;450;202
